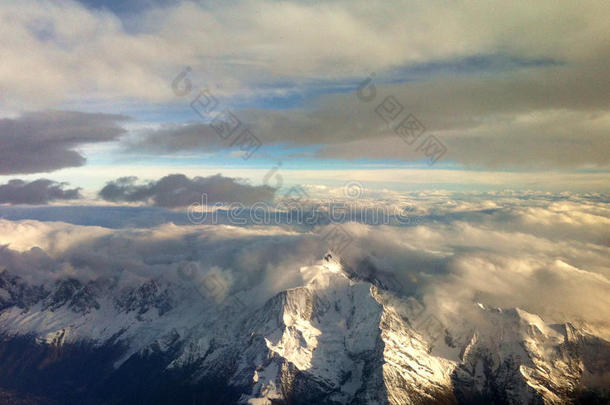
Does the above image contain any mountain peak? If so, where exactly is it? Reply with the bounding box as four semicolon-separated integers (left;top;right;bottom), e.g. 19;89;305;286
322;251;342;273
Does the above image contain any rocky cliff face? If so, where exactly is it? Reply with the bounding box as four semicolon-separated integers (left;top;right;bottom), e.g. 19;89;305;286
0;254;608;404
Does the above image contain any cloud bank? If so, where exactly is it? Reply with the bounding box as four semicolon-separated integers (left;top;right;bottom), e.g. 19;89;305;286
0;191;608;337
131;64;610;169
0;179;81;205
99;173;276;207
0;110;128;174
2;1;609;170
2;0;609;106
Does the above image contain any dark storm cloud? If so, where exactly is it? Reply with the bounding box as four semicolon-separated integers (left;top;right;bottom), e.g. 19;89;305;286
99;174;276;207
0;110;129;175
0;179;81;205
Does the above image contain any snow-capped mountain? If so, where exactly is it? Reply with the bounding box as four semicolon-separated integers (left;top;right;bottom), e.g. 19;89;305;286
0;253;608;404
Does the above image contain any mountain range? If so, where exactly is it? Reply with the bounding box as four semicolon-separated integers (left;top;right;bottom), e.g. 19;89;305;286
0;253;608;404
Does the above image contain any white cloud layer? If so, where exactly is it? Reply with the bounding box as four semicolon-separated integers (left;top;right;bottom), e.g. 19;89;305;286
0;191;608;338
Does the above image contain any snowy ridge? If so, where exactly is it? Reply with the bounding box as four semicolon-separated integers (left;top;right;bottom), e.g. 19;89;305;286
0;254;609;404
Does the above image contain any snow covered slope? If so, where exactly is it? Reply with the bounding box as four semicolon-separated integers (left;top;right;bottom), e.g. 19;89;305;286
0;253;608;404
